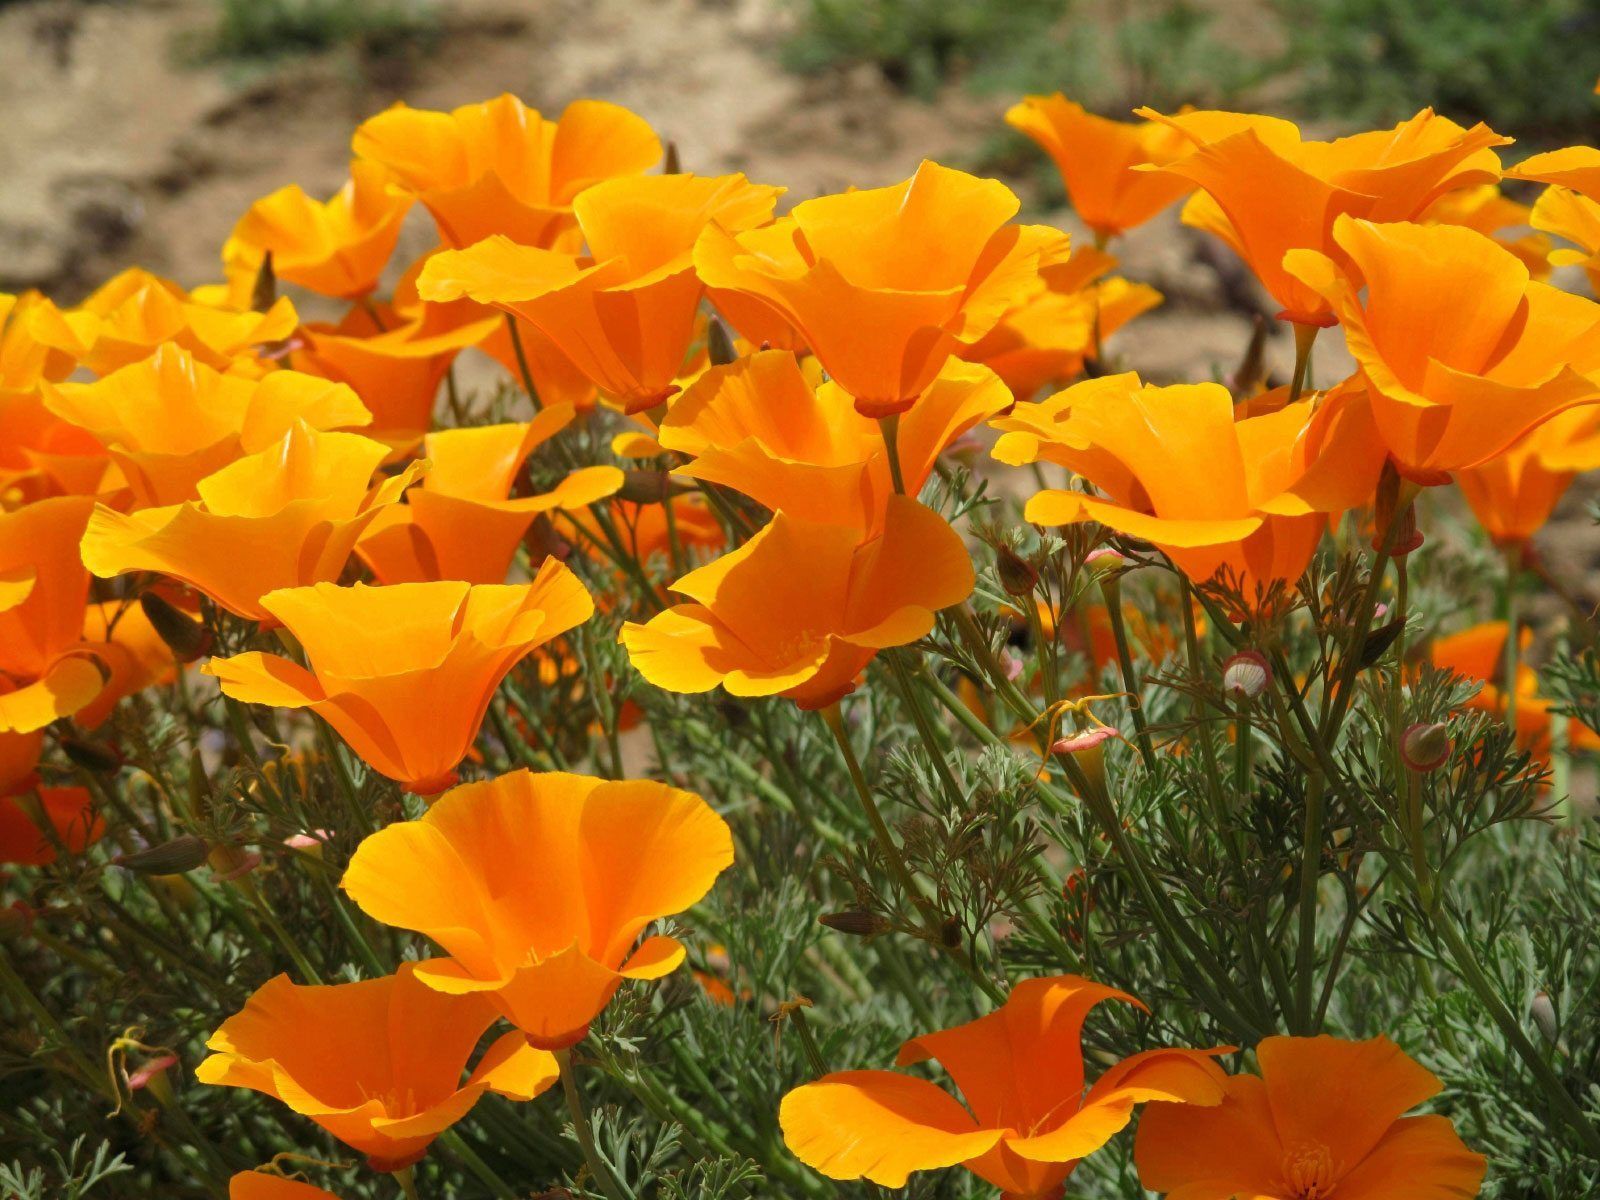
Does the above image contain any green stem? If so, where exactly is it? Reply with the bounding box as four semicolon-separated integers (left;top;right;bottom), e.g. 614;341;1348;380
504;314;544;411
1293;768;1326;1034
437;1131;517;1200
1287;322;1319;404
394;1165;420;1200
880;414;907;495
556;1049;630;1200
1102;576;1156;769
1504;546;1521;727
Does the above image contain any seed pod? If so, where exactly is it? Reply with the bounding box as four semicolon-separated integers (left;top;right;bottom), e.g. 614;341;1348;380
818;909;889;938
1359;616;1406;669
140;592;213;662
114;835;210;875
1400;722;1451;773
1531;989;1559;1045
1221;649;1271;701
61;736;123;774
618;469;672;505
706;314;737;366
996;546;1038;597
939;916;963;948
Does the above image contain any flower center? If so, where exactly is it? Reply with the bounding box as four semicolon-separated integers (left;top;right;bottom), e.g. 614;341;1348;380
1282;1141;1338;1199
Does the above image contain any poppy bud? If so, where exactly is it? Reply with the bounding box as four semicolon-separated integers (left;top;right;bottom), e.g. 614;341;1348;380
115;835;210;875
60;736;123;774
1084;547;1126;577
1359;616;1405;669
251;249;276;313
818;909;889;938
1400;722;1451;773
662;140;682;176
126;1053;178;1105
996;546;1038;597
618;469;673;505
1531;989;1559;1045
706;315;738;366
1221;650;1271;701
140;592;212;663
939;916;963;948
209;844;262;882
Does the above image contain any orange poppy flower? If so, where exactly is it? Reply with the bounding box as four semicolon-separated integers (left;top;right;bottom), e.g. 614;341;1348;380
74;600;179;728
1431;621;1600;764
352;95;661;249
1286;216;1600;482
204;568;592;794
694;160;1072;417
0;496;107;733
1509;149;1600;296
357;407;623;584
659;351;1009;532
620;495;975;709
44;344;372;507
1137;108;1510;325
0;787;103;867
1456;407;1600;547
27;268;298;375
197;964;558;1171
1135;1034;1484;1200
0;728;43;795
993;374;1384;596
1006;95;1196;239
1421;184;1553;280
781;975;1227;1197
81;423;424;621
0;388;111;505
230;1173;339;1200
0;291;77;391
341;768;734;1049
224;162;413;299
419;173;784;413
961;246;1162;400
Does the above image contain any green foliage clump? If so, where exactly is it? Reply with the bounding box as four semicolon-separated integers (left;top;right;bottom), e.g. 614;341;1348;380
201;0;439;63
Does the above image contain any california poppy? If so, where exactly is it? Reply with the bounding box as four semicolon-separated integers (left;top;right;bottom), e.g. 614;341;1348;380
961;246;1161;400
224;162;412;299
992;374;1384;596
659;351;1009;531
1456;407;1600;548
419;173;783;413
74;599;179;728
81;422;424;621
358;407;622;584
557;493;726;575
0;728;42;796
0;290;77;391
45;344;372;507
620;495;975;709
341;768;733;1048
0;787;103;867
1137;108;1510;325
694;160;1072;417
352;95;661;249
204;568;592;794
197;964;558;1171
781;974;1227;1196
0;388;110;504
1286;216;1600;482
1422;184;1553;280
27;268;298;375
1508;147;1600;296
1006;95;1196;239
230;1173;339;1200
1135;1034;1484;1200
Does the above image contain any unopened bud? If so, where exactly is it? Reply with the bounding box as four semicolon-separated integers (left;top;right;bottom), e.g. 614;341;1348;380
209;845;262;882
662;140;682;176
617;469;672;505
1400;722;1451;773
126;1053;178;1103
996;546;1038;597
706;315;737;366
1221;650;1270;701
818;909;889;938
61;736;123;774
1531;989;1559;1045
140;592;212;662
939;916;963;948
1084;547;1126;577
251;250;276;313
114;835;210;875
1359;616;1405;669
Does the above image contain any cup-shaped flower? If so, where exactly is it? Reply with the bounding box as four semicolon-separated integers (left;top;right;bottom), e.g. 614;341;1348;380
353;95;661;249
0;387;110;504
1137;108;1510;325
1286;216;1600;482
781;975;1227;1197
197;964;558;1171
44;344;371;507
1005;95;1195;238
1456;406;1600;548
358;406;623;584
659;351;1009;532
204;570;592;794
419;173;783;413
992;373;1384;597
27;267;298;375
224;162;412;299
694;160;1072;417
1508;147;1600;294
1135;1034;1485;1200
0;787;102;866
620;495;975;709
74;599;179;728
81;422;424;621
1422;184;1553;279
341;768;733;1049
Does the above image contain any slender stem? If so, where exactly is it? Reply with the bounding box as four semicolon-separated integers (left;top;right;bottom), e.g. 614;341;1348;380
1102;576;1156;768
1503;545;1521;726
394;1166;420;1200
556;1049;630;1200
504;314;545;411
1287;322;1319;404
880;414;907;495
438;1130;517;1200
1293;768;1326;1034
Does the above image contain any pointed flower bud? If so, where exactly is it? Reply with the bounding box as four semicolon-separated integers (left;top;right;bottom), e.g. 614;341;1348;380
1531;989;1559;1045
618;469;673;505
1401;722;1451;773
61;736;123;774
706;315;737;366
996;546;1038;597
114;835;210;875
140;592;212;662
1221;650;1271;701
818;909;890;938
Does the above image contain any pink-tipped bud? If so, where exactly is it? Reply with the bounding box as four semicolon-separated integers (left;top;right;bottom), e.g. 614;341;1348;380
126;1053;178;1092
1050;726;1117;756
1001;651;1025;682
1084;547;1126;576
1221;650;1271;701
1401;722;1451;773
